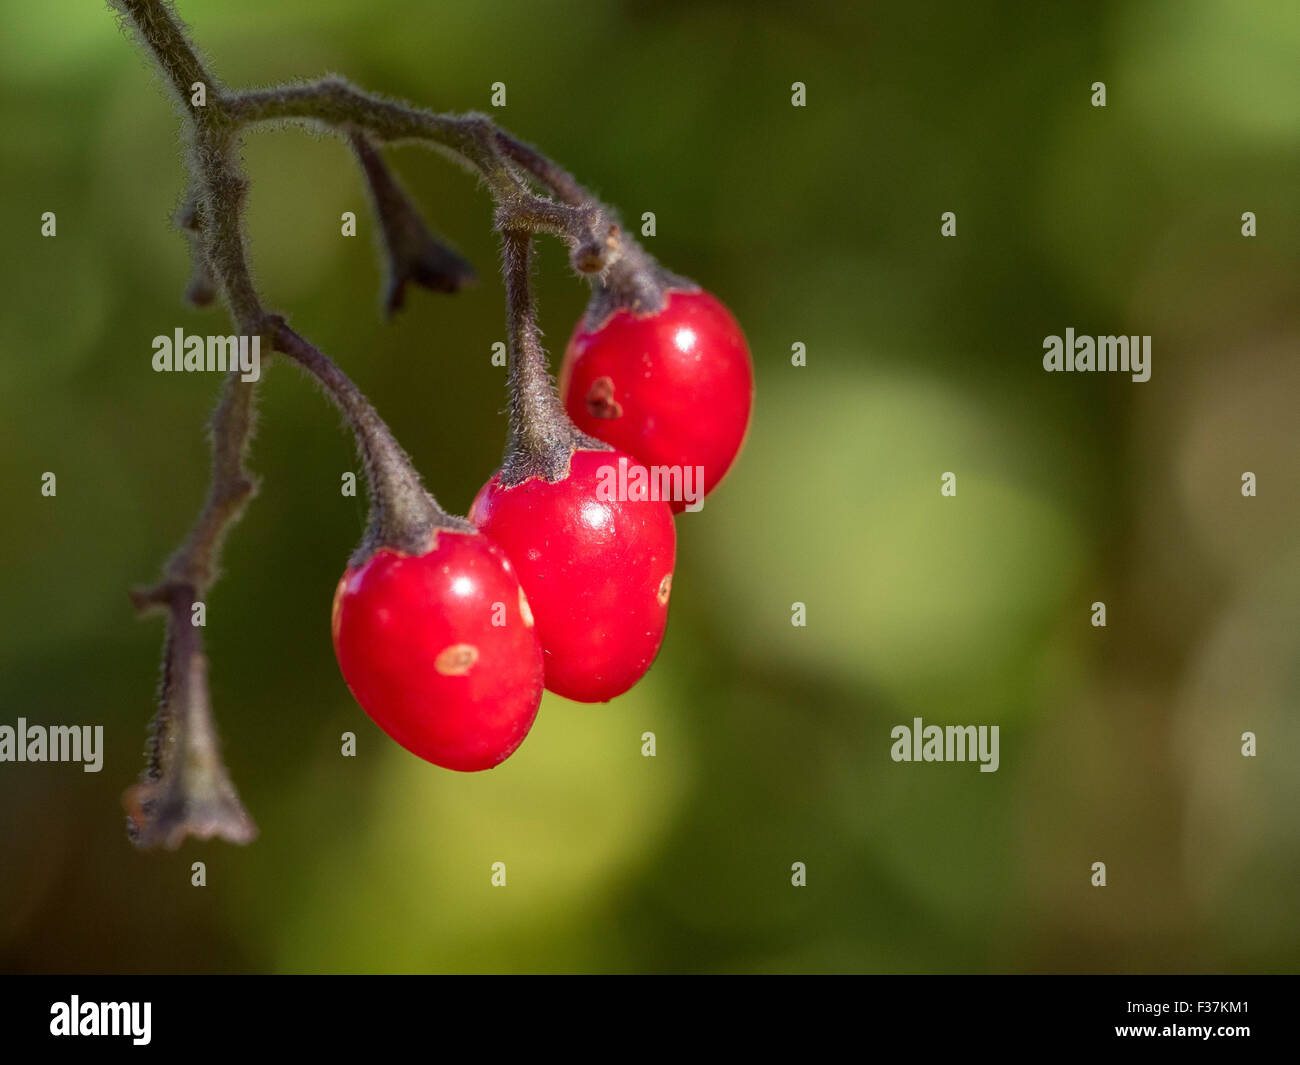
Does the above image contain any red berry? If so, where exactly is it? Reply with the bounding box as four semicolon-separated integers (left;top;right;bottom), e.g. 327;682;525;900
331;530;543;771
469;448;676;702
560;289;754;513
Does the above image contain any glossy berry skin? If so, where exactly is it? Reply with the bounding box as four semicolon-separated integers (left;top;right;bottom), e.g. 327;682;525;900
331;530;543;772
469;449;676;703
560;289;754;513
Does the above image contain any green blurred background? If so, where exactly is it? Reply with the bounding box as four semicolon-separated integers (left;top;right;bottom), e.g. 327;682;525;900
1;0;1297;973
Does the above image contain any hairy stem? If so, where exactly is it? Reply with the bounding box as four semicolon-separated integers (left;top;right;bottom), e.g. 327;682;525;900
269;318;467;561
163;375;258;592
499;231;604;486
113;0;265;847
124;583;257;850
116;0;265;598
226;79;620;272
492;129;586;206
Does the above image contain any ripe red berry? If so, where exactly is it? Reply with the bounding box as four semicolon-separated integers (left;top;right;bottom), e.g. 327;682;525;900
331;529;543;771
469;448;676;703
560;288;754;512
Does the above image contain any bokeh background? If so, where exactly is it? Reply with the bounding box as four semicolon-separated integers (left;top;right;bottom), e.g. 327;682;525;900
1;0;1297;973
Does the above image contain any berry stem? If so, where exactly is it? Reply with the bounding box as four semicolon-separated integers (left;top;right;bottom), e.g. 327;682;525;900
582;237;697;330
269;318;467;562
499;231;604;485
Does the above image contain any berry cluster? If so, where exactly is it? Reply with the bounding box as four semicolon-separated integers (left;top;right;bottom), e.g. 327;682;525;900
331;238;754;771
117;0;758;844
